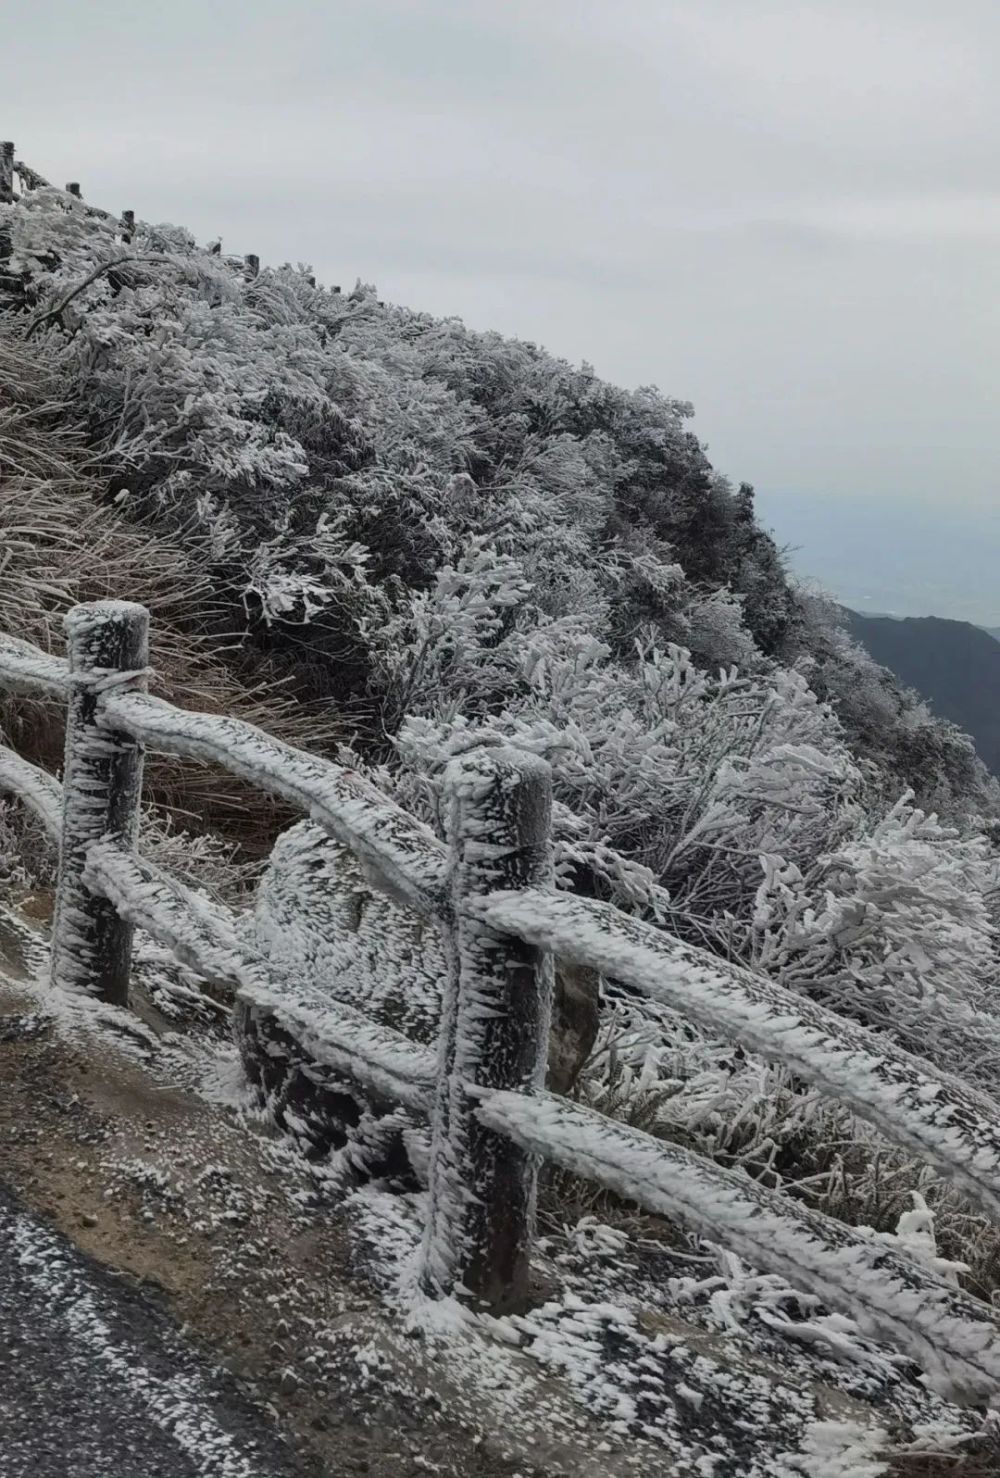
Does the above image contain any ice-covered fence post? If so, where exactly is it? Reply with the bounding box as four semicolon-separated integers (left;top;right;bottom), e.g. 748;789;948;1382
50;602;149;1005
121;209;134;244
420;746;554;1312
0;143;13;205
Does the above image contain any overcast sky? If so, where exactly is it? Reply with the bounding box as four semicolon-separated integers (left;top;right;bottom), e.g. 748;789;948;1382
7;0;1000;621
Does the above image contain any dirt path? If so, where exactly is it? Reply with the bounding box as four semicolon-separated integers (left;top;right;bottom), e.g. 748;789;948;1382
0;949;657;1478
0;1180;313;1478
0;982;505;1476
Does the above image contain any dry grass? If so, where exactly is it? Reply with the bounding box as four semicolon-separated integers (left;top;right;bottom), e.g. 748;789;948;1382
0;325;345;853
887;1448;1000;1477
539;1028;1000;1327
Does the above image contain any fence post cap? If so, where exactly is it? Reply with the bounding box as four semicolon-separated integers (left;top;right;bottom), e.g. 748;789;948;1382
443;743;551;786
64;600;150;636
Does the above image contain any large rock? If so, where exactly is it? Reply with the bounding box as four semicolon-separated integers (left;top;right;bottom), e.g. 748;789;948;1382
236;821;600;1167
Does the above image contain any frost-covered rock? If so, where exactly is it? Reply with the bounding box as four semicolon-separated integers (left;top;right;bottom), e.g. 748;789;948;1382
238;820;599;1163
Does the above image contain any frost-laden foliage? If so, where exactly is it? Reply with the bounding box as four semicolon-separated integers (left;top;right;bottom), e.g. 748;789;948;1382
0;188;840;710
390;612;859;939
4;183;995;808
746;795;1000;1082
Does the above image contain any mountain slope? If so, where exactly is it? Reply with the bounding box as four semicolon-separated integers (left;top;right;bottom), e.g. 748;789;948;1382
845;609;1000;776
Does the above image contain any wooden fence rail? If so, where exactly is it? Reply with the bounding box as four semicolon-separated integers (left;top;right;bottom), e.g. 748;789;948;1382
1;142;261;284
3;602;1000;1402
1;143;131;228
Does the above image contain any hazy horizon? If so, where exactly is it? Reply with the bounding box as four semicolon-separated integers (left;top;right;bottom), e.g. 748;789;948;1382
752;488;1000;628
7;0;999;625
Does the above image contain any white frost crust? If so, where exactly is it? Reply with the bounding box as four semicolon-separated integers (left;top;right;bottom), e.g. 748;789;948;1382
64;599;150;633
48;604;147;998
0;743;62;840
478;1087;1000;1406
8;1210;267;1478
254;822;445;1046
421;746;554;1299
472;888;1000;1222
788;1420;889;1478
83;840;435;1112
0;633;70;698
101;689;449;920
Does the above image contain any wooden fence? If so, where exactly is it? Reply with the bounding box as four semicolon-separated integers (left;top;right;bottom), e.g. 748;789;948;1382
0;146;334;287
4;605;1000;1402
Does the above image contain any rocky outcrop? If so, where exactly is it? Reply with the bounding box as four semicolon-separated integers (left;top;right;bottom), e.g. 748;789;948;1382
237;821;600;1167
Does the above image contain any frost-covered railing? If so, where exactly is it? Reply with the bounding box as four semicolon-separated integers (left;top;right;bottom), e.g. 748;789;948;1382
6;604;1000;1401
1;144;260;271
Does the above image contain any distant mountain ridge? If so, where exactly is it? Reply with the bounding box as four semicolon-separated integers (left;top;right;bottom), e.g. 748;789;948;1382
845;610;1000;776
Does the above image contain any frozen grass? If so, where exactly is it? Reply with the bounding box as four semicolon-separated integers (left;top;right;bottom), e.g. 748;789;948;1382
537;1005;1000;1317
0;326;345;856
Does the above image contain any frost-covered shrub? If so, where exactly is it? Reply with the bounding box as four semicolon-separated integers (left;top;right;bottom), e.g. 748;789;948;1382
6;182;998;815
744;793;1000;1085
392;614;859;935
0;187;801;716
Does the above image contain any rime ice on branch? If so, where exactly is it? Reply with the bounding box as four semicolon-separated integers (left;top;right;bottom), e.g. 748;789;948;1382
0;748;62;841
420;745;554;1312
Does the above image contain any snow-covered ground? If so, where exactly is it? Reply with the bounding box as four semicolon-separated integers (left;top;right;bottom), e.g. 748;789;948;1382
0;1185;306;1478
